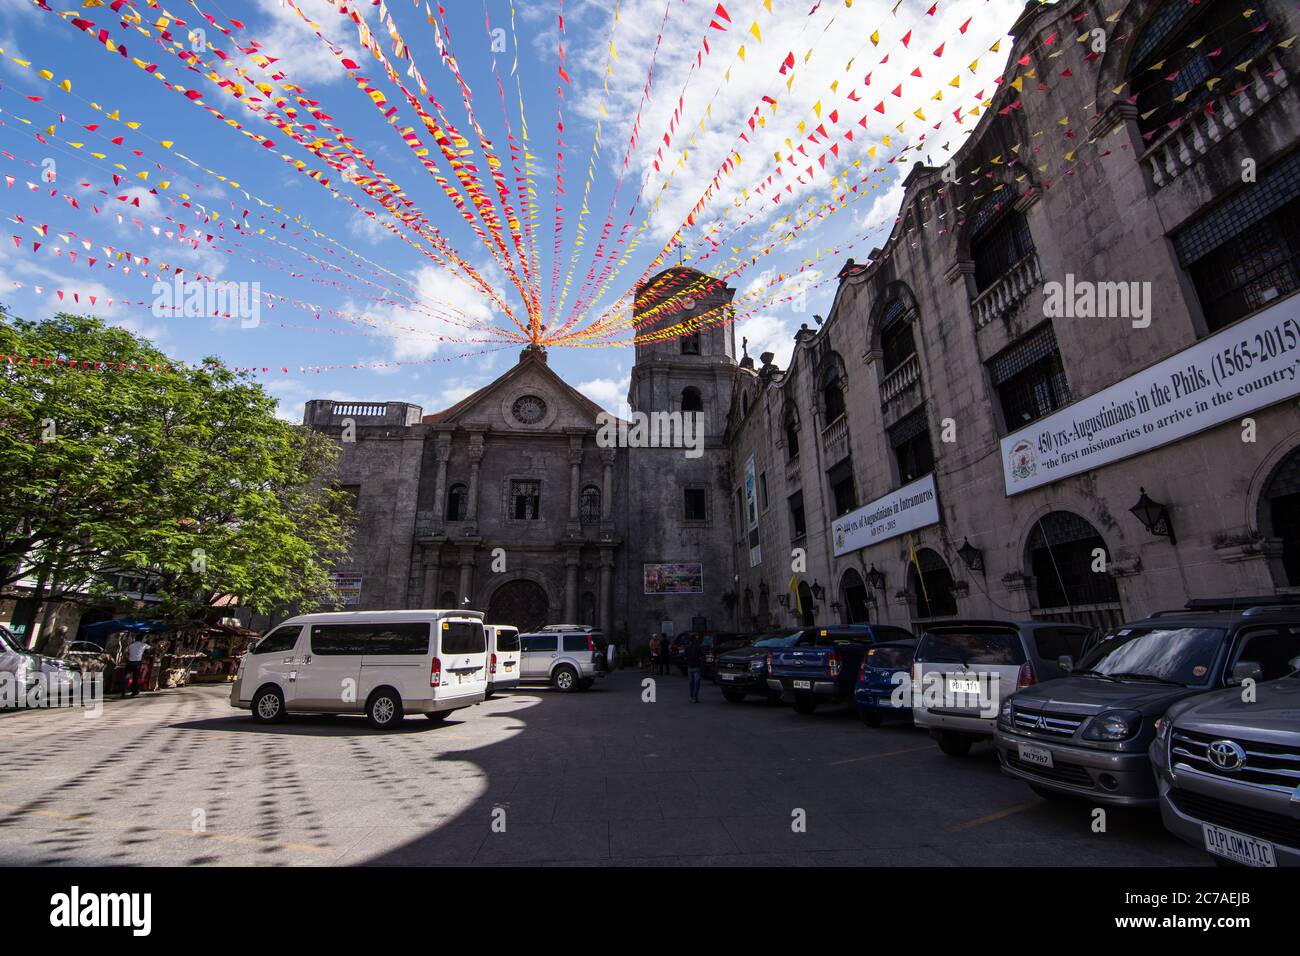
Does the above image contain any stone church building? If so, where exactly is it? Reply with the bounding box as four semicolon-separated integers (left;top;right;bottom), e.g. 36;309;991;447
309;0;1300;647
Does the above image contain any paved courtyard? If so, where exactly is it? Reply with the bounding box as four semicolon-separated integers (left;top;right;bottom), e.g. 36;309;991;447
0;671;1207;866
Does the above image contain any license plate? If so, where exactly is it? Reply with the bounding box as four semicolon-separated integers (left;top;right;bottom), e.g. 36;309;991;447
720;674;737;681
1202;824;1277;867
793;679;811;690
1017;742;1053;769
504;663;514;671
947;677;981;695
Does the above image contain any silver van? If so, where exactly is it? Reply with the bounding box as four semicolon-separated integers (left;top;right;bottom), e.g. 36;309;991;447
485;624;521;696
518;630;607;692
232;610;488;729
913;620;1091;756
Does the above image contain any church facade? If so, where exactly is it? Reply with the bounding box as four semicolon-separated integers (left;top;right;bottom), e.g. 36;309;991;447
308;0;1300;647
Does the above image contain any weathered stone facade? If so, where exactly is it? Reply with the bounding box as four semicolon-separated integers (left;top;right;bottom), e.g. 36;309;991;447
309;0;1300;645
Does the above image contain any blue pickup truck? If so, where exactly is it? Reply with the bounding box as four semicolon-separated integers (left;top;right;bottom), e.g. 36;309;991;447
767;624;915;714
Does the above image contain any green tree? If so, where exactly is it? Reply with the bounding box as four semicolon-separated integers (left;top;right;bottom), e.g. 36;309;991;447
0;311;353;636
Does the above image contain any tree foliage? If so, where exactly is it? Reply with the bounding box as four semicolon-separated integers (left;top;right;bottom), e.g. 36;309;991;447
0;312;353;622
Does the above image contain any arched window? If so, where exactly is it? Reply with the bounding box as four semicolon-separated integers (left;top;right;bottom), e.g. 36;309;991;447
579;485;602;524
1129;2;1270;142
784;409;800;461
681;386;703;413
908;549;958;620
1026;512;1121;610
445;482;468;522
970;197;1034;293
1260;448;1300;586
821;362;846;423
840;568;871;624
581;591;597;627
439;589;457;608
681;332;701;355
879;299;916;375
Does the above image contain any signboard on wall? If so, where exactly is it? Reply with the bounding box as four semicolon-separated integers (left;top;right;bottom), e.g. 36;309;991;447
1002;295;1300;495
832;474;941;557
744;455;762;567
643;563;704;594
327;571;363;606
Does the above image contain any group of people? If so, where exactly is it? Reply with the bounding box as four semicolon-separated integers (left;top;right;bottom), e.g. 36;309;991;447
647;633;704;703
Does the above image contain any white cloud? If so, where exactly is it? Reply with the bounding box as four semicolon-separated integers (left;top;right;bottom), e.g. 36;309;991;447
245;0;365;87
575;372;630;417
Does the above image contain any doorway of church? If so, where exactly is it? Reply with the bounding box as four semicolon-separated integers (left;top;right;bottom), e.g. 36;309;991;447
486;580;550;633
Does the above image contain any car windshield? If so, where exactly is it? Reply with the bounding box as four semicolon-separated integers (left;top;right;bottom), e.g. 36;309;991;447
0;626;27;655
916;628;1025;666
868;646;914;668
1077;626;1227;686
753;631;805;648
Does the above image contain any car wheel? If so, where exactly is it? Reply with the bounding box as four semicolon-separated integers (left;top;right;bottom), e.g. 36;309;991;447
251;686;286;724
1029;784;1071;802
426;710;449;722
553;665;579;692
859;710;883;727
366;689;404;729
936;731;972;756
721;688;746;703
793;694;817;715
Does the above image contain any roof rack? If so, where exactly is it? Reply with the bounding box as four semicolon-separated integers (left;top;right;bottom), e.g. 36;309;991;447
1184;595;1300;611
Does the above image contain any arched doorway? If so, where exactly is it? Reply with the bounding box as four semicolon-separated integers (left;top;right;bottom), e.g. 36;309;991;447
841;568;871;623
1025;511;1122;628
1259;447;1300;586
486;580;550;632
797;581;816;626
907;549;958;622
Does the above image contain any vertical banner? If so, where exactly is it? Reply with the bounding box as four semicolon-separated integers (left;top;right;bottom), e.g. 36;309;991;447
744;455;761;567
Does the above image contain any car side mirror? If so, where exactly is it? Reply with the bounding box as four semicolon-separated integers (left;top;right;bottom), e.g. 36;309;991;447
1229;660;1263;685
1058;655;1074;673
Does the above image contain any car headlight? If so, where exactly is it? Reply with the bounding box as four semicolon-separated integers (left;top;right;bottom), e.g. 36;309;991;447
1082;709;1142;742
1154;717;1170;741
998;698;1013;729
749;659;765;671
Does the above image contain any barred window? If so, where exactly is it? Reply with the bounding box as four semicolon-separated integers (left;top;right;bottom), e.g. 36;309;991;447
579;485;601;524
1130;2;1271;141
821;362;846;423
510;480;540;520
684;487;708;522
827;459;857;516
445;482;468;522
1026;512;1120;609
888;407;934;484
988;324;1070;429
971;202;1034;293
1175;151;1300;333
879;299;917;375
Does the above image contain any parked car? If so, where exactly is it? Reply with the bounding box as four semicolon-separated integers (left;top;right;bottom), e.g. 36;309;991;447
670;631;742;677
1;625;79;705
995;605;1300;804
231;610;488;729
484;624;521;696
1151;666;1300;867
854;640;918;726
914;620;1091;756
767;624;914;714
518;630;606;691
715;631;799;701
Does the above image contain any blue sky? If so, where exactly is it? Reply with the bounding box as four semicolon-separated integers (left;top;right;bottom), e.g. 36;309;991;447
0;0;1025;419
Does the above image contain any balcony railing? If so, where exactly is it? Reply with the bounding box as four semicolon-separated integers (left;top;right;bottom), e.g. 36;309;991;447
331;402;388;418
1143;52;1290;190
879;352;920;409
820;414;849;465
971;251;1041;329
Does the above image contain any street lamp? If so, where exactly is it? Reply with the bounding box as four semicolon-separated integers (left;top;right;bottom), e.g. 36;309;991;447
1129;487;1176;545
956;537;985;573
865;564;886;592
777;593;789;608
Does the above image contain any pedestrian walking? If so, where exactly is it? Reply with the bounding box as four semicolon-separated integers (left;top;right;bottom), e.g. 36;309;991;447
685;633;703;702
660;635;672;675
648;635;660;673
122;635;151;698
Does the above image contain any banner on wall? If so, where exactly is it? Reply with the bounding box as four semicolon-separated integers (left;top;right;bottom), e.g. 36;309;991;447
643;563;704;595
1002;295;1300;496
327;571;364;606
832;474;941;557
744;455;762;567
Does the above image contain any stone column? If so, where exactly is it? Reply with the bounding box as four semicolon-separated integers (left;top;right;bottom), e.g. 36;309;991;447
598;546;616;635
600;447;616;520
421;548;441;607
563;546;581;623
457;546;476;607
465;433;485;525
567;433;584;523
432;437;451;530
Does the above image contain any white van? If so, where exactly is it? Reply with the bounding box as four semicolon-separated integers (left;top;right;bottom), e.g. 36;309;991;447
231;610;488;729
485;624;521;696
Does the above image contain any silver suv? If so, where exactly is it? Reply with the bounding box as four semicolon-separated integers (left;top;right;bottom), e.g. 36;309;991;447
518;630;607;692
1151;669;1300;867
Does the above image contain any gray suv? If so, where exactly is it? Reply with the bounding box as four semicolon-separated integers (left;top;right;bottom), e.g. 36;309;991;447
518;630;607;692
1151;671;1300;867
995;604;1300;806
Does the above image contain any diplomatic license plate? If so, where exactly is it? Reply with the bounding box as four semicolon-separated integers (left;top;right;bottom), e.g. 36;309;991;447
947;676;981;695
793;679;811;690
1017;742;1054;769
1202;824;1277;867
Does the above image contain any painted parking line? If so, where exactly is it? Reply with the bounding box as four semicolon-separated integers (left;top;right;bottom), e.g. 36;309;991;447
948;799;1040;832
828;744;933;766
